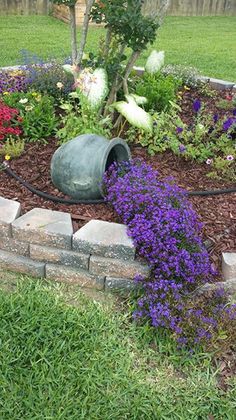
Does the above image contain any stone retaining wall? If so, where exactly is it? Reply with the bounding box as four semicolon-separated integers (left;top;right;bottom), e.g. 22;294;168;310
0;195;235;294
0;196;150;291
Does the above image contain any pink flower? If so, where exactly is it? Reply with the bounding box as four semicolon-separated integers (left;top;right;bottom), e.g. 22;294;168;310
206;159;213;165
226;155;234;161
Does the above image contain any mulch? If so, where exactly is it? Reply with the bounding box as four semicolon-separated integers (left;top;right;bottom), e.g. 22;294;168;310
0;85;235;275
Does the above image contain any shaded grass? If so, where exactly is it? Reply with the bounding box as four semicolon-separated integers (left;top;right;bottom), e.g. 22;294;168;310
0;15;236;81
0;273;235;419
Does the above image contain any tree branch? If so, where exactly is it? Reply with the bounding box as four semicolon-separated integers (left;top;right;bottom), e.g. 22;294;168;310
77;0;94;67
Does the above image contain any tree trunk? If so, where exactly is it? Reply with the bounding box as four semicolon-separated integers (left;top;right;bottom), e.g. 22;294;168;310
69;5;77;65
77;0;94;67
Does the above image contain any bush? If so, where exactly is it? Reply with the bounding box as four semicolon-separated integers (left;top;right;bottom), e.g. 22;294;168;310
2;91;58;142
103;160;236;350
135;72;181;112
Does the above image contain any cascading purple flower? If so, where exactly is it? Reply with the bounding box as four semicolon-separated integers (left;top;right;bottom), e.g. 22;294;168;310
103;159;236;349
193;99;201;113
223;117;236;131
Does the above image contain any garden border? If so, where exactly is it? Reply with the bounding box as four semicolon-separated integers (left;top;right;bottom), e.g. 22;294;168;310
1;65;236;92
0;195;235;294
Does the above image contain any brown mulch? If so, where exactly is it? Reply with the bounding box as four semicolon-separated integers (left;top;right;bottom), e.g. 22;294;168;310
0;85;235;274
0;139;235;273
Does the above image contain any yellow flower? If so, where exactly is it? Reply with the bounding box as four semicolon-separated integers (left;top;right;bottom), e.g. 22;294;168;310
178;95;182;100
184;85;190;90
3;91;9;95
31;92;38;97
5;155;11;161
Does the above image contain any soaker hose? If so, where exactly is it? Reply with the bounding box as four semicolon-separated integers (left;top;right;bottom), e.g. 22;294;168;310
4;166;236;204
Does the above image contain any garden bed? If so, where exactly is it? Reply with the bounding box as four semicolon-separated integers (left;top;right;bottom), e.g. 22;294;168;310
0;84;235;274
0;138;235;273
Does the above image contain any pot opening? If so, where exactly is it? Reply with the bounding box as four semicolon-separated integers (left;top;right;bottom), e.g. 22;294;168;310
105;144;130;171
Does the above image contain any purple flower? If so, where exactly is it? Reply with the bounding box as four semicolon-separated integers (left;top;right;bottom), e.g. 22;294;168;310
193;99;201;113
223;117;236;131
226;155;234;161
102;160;236;350
179;144;186;153
176;127;183;134
213;114;219;124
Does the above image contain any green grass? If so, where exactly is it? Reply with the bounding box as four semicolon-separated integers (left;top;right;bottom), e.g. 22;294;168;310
0;15;236;81
0;272;235;419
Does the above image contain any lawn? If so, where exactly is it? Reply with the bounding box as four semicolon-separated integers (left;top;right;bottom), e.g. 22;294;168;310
0;271;235;419
0;15;236;81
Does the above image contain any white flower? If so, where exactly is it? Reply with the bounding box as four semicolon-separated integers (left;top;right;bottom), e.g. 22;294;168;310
19;98;28;104
145;50;165;75
197;123;205;130
56;82;64;89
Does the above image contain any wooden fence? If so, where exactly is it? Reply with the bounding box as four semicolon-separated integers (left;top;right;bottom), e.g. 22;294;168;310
0;0;235;17
0;0;51;15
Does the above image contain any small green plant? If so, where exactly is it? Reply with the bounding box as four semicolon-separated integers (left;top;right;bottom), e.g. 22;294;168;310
57;99;112;144
135;72;181;112
2;91;58;142
216;98;236;111
0;136;25;158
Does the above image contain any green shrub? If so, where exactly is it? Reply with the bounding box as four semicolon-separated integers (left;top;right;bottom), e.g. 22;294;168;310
135;72;181;112
2;91;58;142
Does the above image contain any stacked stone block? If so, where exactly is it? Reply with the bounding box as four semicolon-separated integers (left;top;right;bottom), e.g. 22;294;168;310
0;198;149;291
0;196;235;294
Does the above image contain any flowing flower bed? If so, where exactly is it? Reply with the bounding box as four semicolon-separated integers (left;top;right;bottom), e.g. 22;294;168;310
103;159;236;348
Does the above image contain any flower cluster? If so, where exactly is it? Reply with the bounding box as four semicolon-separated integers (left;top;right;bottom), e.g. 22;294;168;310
103;160;236;349
0;70;29;94
0;102;22;140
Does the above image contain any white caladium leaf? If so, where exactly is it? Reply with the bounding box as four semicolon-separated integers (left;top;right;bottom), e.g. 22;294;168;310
145;50;165;75
114;96;153;133
130;94;148;105
62;64;74;75
75;68;108;109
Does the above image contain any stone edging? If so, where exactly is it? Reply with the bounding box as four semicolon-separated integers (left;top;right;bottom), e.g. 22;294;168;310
0;195;235;294
132;66;236;92
1;65;236;93
0;196;150;291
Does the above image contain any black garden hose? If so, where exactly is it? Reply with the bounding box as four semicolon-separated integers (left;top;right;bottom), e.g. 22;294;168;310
5;166;104;204
4;166;236;204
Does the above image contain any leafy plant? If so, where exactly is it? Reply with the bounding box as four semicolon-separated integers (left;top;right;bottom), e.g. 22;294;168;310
57;98;111;143
127;100;236;180
2;91;58;142
135;72;181;112
0;136;25;158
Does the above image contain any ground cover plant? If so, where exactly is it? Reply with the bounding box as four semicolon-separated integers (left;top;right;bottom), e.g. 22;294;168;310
0;274;235;419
